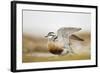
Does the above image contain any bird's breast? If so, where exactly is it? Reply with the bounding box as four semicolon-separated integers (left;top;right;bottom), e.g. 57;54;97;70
47;42;64;55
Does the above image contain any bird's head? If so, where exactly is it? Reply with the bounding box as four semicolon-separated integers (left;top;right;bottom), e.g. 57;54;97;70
45;32;56;39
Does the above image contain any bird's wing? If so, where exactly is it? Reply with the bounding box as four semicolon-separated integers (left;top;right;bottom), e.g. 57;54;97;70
70;34;84;41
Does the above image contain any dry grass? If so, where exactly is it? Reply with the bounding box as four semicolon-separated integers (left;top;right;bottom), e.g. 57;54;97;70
22;52;90;63
22;32;91;63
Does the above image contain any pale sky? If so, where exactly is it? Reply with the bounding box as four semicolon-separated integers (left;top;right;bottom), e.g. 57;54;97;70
23;10;91;37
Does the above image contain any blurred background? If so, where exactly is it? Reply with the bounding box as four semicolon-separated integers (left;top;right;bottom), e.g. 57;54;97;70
22;10;91;63
23;10;91;37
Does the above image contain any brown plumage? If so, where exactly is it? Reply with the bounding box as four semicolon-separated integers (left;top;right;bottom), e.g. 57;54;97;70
47;42;63;55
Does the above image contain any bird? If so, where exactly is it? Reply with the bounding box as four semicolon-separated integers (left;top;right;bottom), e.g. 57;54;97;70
45;27;84;55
